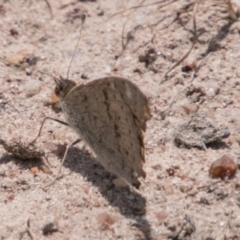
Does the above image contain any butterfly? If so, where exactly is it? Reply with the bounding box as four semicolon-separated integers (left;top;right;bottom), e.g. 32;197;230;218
53;76;151;188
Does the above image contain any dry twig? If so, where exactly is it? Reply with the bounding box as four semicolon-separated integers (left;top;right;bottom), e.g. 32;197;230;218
162;0;200;80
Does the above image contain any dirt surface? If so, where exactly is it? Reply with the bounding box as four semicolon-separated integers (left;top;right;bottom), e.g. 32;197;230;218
1;0;240;239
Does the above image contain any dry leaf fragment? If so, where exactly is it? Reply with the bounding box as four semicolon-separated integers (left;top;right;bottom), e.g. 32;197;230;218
0;138;51;173
4;49;37;68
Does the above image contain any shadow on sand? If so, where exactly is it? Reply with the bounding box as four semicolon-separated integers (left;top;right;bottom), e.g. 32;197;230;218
57;146;152;240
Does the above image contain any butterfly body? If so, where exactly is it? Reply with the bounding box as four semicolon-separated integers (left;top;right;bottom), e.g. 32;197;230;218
54;76;151;188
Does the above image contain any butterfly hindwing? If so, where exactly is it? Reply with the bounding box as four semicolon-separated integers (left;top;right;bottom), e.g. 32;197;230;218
61;77;151;187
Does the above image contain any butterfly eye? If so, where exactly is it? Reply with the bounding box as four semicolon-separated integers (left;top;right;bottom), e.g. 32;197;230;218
55;84;63;92
54;86;61;95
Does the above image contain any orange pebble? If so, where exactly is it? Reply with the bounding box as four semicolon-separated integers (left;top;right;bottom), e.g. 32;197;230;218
209;155;237;179
30;167;39;174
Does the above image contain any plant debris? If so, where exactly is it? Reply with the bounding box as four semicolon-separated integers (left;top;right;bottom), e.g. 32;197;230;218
174;113;230;149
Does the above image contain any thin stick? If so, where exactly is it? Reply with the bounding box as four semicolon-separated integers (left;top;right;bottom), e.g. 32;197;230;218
162;0;200;81
120;0;145;50
43;0;53;19
118;24;143;58
43;138;81;189
197;180;222;190
158;52;213;119
109;0;176;19
26;218;35;240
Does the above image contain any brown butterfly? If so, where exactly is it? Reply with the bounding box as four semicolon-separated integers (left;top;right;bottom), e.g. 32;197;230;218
53;76;151;188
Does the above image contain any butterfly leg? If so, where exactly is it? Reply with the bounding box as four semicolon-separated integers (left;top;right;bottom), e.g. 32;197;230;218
31;117;69;144
43;138;81;189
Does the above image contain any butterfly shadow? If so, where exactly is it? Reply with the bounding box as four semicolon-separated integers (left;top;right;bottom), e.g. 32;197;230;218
60;145;153;240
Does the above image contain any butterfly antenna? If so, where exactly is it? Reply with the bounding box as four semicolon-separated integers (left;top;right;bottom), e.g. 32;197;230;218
66;14;86;80
37;70;55;78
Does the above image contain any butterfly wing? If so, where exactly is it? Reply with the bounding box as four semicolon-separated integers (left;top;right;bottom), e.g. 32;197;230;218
61;77;151;187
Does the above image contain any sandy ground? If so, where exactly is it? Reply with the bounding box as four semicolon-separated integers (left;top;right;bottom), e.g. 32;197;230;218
0;0;240;239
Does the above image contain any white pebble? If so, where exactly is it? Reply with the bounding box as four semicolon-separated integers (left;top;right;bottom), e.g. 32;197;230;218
206;83;219;97
219;221;225;227
104;65;111;74
25;80;40;97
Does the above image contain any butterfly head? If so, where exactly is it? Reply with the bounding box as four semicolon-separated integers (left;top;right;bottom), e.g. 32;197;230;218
54;76;77;99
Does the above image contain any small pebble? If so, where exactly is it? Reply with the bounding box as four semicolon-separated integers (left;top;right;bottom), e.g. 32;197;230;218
180;184;193;193
209;155;237;179
155;210;168;224
42;221;58;235
30;167;39;174
205;83;220;97
104;65;111;74
199;197;210;205
182;55;197;72
181;103;199;114
1;179;14;189
25;80;40;97
25;67;32;76
219;221;225;227
96;212;115;230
